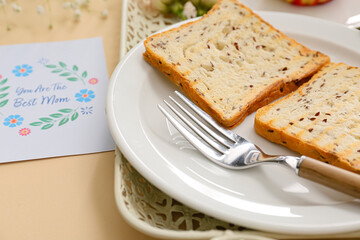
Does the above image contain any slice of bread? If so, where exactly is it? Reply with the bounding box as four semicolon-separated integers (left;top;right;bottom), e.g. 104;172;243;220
255;63;360;173
143;0;330;128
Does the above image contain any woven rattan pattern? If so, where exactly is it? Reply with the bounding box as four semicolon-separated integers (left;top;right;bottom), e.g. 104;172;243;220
118;150;246;232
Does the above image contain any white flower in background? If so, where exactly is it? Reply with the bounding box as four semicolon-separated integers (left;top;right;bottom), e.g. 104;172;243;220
74;8;82;21
36;5;45;15
1;0;108;30
101;9;108;19
61;0;111;22
63;2;72;9
142;0;218;20
11;3;21;13
183;1;196;19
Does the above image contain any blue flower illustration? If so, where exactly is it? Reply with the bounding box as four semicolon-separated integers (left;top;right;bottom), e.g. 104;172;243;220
12;64;33;77
3;114;24;128
81;106;94;115
75;89;95;103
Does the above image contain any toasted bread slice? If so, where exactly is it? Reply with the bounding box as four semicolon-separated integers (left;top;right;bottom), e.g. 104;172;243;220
255;63;360;173
143;0;330;128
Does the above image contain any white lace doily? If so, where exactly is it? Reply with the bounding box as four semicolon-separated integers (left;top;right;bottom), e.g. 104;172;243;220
114;1;360;239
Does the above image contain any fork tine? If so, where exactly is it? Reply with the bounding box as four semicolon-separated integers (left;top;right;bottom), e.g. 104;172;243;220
174;91;240;142
162;100;228;154
158;104;223;161
169;96;233;148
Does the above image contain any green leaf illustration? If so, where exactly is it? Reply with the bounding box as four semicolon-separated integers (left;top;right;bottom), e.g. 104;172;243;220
0;99;8;108
45;64;57;68
71;112;79;121
39;117;53;122
0;93;9;99
59;108;72;113
41;124;54;130
67;77;78;82
0;86;10;92
59;61;67;68
50;113;63;118
59;117;69;126
30;108;80;130
0;78;10;111
44;61;88;85
59;72;71;77
30;122;43;126
0;78;8;85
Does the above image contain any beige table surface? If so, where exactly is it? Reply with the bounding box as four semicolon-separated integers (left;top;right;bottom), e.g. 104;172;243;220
0;1;160;239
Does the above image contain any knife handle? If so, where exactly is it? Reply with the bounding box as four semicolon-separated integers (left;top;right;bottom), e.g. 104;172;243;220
298;156;360;198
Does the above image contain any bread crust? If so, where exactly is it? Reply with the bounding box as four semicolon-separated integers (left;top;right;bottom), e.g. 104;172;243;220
143;0;330;128
254;114;359;173
254;63;360;174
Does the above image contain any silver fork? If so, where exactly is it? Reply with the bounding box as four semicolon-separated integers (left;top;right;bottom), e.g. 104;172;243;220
346;13;360;30
158;91;360;198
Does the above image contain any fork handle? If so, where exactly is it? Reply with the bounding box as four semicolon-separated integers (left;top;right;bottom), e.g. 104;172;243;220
298;156;360;198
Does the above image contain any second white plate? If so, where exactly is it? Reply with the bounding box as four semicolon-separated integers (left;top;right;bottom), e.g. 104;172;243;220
107;12;360;235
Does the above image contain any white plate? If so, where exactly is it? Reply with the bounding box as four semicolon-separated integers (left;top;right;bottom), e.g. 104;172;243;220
107;12;360;235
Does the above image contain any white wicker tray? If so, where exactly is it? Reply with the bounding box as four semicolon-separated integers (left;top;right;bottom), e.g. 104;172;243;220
113;0;360;239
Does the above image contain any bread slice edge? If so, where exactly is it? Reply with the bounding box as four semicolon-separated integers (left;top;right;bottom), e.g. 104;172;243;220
143;0;330;128
254;63;360;174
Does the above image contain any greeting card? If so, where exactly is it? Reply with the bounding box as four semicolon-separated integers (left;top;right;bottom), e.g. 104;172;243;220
0;37;115;163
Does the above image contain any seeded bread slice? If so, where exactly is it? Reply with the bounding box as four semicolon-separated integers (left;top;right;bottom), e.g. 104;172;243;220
255;63;360;173
143;0;330;128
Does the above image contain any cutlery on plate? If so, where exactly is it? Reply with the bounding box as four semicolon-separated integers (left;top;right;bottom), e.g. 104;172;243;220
158;91;360;198
346;13;360;30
